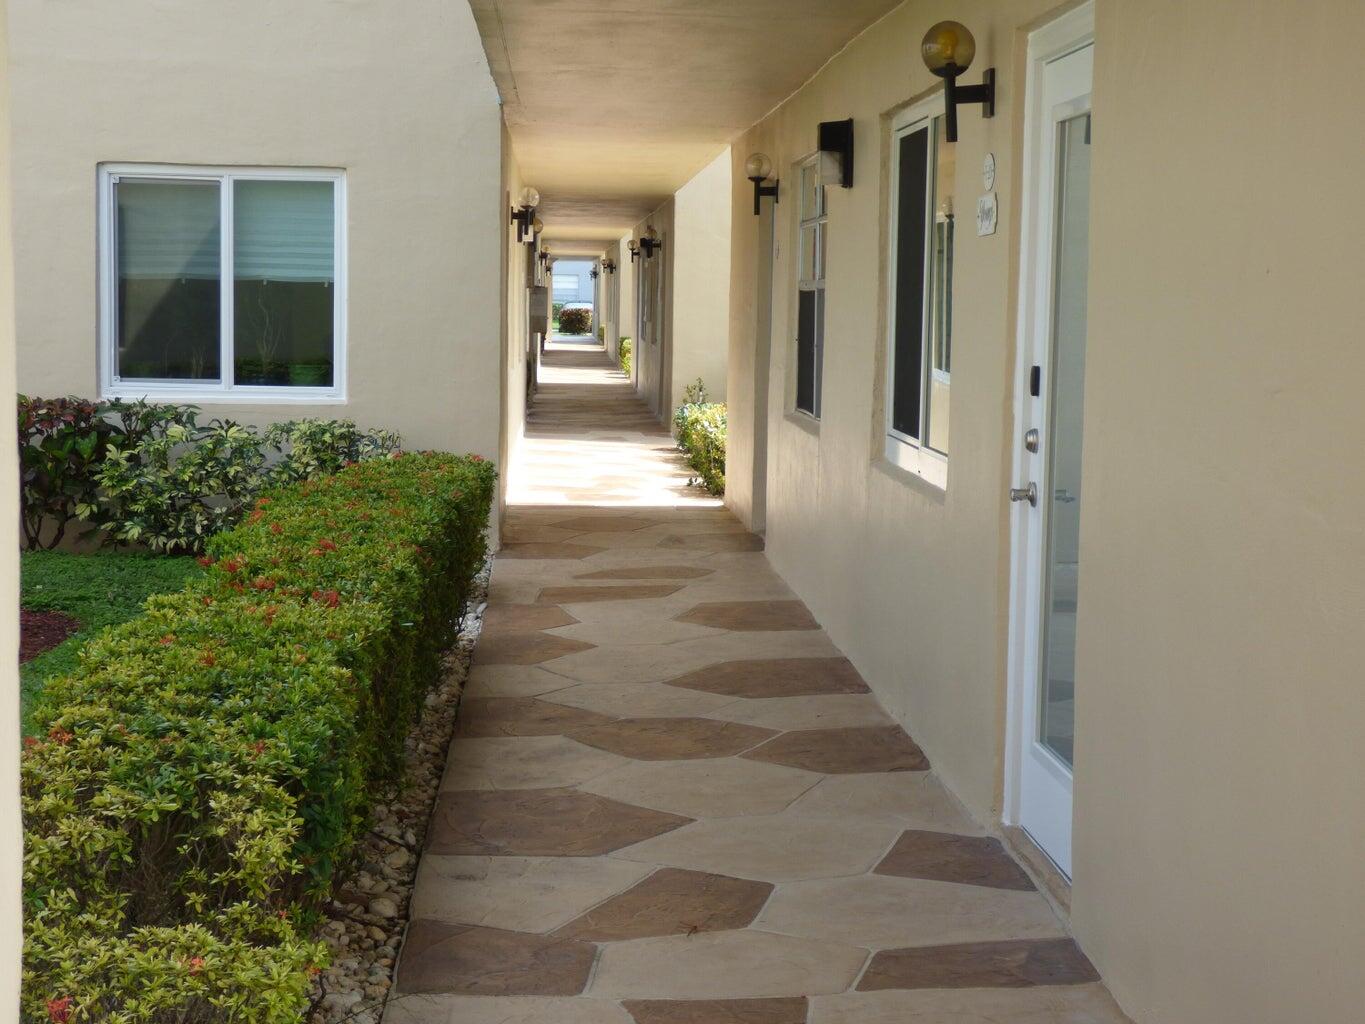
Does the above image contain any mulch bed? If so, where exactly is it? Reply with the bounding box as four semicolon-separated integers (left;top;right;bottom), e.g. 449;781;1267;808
20;608;80;663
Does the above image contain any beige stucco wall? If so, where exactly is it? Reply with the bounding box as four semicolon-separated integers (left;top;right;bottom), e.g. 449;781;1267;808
500;123;531;534
725;1;1365;1022
629;201;675;418
1;2;23;1015
8;1;506;482
1070;2;1365;1021
669;149;732;408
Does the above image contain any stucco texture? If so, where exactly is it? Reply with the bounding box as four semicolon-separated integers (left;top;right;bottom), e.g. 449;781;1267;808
8;0;505;468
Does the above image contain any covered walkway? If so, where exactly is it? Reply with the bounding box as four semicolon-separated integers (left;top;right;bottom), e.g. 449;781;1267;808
387;345;1128;1023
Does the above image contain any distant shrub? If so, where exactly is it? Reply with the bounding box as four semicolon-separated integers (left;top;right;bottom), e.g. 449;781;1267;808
559;307;591;334
673;379;726;495
263;419;401;487
22;452;496;1023
597;326;605;342
619;337;633;376
17;396;121;550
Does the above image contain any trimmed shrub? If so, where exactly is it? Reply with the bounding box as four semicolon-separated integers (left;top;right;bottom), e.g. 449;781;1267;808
673;379;726;496
619;337;633;376
558;307;591;334
22;452;496;1023
597;326;605;342
262;419;401;487
17;397;123;550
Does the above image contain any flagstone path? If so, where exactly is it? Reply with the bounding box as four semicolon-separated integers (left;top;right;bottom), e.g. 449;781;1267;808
386;340;1129;1023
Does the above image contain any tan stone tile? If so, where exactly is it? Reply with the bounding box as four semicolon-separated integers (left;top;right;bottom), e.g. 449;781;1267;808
571;717;776;760
411;855;653;932
555;867;772;941
547;618;727;647
581;757;819;819
622;998;808;1024
455;697;615;738
483;603;580;634
383;995;636;1024
462;665;575;699
428;788;692;857
500;542;607;560
575;565;716;580
615;809;902;881
541;682;740;718
756;874;1066;949
590;930;867;999
786;773;984;835
858;938;1101;992
440;736;628;791
552;515;659;532
808;985;1132;1024
744;724;930;774
706;694;893;731
395;920;594;995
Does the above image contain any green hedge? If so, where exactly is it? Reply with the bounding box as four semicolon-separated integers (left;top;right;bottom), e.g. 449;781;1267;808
558;307;591;334
619;337;632;377
21;452;496;1023
674;400;727;496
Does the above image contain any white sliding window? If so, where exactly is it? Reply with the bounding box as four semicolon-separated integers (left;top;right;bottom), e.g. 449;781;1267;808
885;96;954;487
99;165;346;401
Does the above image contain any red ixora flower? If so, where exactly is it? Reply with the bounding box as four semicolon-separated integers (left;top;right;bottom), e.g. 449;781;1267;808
470;454;485;462
197;555;215;567
250;577;277;591
47;996;72;1023
256;497;272;509
200;652;217;667
269;522;283;535
311;589;341;608
159;634;176;646
249;509;264;524
187;956;205;975
47;727;73;745
220;557;244;574
22;736;40;750
318;538;338;552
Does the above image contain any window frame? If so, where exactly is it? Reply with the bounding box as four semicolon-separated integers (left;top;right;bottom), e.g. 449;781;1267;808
98;163;347;404
884;96;950;488
793;153;826;419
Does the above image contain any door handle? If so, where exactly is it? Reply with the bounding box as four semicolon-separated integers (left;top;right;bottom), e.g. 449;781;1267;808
1009;483;1038;507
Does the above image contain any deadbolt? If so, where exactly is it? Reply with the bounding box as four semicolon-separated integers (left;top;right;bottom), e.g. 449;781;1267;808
1024;428;1040;453
1009;483;1038;507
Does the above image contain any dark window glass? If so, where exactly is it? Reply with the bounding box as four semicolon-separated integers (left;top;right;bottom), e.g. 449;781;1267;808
115;179;221;381
796;288;818;415
892;127;929;438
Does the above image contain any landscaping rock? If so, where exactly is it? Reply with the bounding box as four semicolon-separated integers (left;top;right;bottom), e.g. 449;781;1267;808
307;559;489;1024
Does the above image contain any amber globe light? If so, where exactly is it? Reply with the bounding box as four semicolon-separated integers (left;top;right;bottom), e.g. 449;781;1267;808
745;152;774;182
921;20;976;77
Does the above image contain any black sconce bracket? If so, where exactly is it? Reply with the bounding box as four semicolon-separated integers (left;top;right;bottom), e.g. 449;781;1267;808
510;206;535;242
943;67;994;143
818;118;855;189
749;177;779;217
640;236;663;260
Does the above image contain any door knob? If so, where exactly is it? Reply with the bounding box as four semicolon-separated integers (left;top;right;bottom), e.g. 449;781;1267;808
1009;483;1038;507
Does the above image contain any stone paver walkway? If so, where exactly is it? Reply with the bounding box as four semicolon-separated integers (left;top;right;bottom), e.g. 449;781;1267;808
388;342;1129;1023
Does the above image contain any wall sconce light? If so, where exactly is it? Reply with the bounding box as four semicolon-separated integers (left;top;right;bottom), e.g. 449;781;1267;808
538;246;552;270
510;186;540;243
818;119;855;189
627;240;641;264
640;226;664;260
590;266;600;281
602;259;617;274
527;216;544;248
920;21;994;143
745;153;780;217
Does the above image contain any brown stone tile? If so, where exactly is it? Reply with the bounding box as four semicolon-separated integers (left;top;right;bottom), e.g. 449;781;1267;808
576;565;714;580
571;717;777;760
395;919;594;995
554;515;658;532
743;725;930;773
857;938;1100;991
427;788;692;856
455;697;617;738
623;998;808;1024
482;603;579;634
537;584;684;604
674;601;818;631
500;542;606;560
666;657;870;698
474;631;597;666
556;867;772;941
874;830;1036;891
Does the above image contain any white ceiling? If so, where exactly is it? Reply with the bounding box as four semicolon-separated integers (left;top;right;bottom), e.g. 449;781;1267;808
471;0;906;240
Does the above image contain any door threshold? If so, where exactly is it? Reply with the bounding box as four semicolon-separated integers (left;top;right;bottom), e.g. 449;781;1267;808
1004;825;1072;918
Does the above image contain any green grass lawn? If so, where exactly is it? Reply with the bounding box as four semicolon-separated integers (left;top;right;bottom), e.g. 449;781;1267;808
20;551;202;733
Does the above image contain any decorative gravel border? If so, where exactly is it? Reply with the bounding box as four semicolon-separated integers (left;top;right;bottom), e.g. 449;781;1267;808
307;558;491;1024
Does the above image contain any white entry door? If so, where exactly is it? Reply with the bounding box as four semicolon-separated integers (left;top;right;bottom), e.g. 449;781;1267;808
1007;6;1094;879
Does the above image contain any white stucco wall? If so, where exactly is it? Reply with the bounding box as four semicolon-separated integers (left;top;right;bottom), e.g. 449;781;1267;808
8;0;506;479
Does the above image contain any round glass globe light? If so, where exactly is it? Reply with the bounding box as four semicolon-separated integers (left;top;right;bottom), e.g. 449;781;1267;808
518;186;541;208
921;20;975;77
745;153;773;181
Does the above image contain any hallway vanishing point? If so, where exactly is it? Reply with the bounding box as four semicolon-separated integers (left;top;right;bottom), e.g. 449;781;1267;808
387;341;1130;1023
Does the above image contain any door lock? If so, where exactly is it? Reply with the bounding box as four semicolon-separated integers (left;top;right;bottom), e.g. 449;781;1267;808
1009;483;1038;507
1024;428;1040;453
